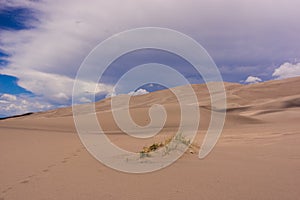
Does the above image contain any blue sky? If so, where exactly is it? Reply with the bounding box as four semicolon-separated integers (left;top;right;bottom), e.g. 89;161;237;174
0;0;300;117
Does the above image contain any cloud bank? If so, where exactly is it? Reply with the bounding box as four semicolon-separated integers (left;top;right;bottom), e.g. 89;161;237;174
1;0;300;116
244;76;262;84
272;62;300;79
128;89;149;96
0;93;53;117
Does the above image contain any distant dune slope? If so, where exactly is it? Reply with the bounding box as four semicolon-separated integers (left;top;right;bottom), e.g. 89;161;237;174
1;77;300;132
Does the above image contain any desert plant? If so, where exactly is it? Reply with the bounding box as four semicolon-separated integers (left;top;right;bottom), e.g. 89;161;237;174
163;132;191;155
139;132;192;158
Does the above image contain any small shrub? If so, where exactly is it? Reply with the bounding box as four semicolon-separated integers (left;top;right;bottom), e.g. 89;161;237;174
139;132;192;158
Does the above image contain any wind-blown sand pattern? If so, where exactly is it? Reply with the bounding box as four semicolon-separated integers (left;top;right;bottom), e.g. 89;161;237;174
0;77;299;200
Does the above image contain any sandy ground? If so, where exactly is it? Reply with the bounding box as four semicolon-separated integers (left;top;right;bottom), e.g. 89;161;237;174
0;77;299;200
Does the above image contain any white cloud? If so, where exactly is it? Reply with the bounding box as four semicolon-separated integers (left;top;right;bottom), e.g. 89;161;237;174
105;89;116;98
244;76;262;84
0;94;54;117
128;89;149;96
106;88;149;97
78;97;92;103
0;94;17;101
272;62;300;79
1;68;114;104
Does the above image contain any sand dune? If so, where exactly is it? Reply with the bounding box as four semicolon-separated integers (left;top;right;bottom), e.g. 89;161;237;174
0;77;299;199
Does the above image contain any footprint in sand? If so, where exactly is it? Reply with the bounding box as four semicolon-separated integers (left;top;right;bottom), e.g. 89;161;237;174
47;164;56;168
62;156;71;163
42;169;50;172
20;180;29;184
26;174;36;179
1;186;12;194
76;149;81;153
0;150;81;198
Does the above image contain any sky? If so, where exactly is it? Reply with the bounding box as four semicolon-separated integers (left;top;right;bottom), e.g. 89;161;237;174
0;0;300;117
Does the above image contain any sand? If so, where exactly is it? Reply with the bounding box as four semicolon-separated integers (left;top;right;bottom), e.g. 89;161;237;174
0;77;299;200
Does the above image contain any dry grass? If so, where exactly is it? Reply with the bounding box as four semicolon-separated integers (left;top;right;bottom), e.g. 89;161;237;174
139;132;193;158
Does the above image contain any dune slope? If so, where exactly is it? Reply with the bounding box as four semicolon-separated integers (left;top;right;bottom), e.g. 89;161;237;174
0;77;299;200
